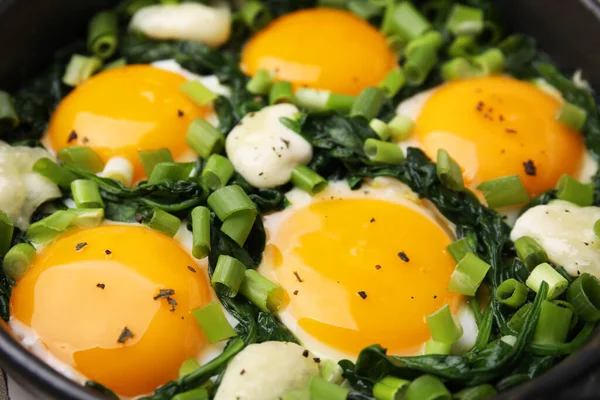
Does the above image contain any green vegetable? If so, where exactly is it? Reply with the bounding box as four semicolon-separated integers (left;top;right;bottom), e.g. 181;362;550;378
211;255;246;297
448;252;490;296
138;149;174;177
404;375;451;400
0;211;14;256
526;263;568;300
192;301;237;343
191;206;211;259
87;11;118;59
143;209;181;237
426;304;463;344
477;175;530;208
291;166;327;195
2;243;36;280
179;81;217;106
187;119;225;159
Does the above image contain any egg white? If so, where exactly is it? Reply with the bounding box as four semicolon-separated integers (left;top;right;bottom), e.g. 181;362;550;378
259;178;477;361
395;87;599;225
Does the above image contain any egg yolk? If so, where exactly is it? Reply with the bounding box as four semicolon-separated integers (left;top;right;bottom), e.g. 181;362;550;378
241;8;397;95
262;199;461;357
11;225;210;397
45;65;206;181
413;76;586;197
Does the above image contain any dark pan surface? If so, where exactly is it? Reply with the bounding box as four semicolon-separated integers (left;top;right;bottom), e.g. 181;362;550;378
1;0;600;398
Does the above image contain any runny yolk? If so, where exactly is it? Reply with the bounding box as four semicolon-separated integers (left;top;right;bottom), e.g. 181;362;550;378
45;65;206;181
11;225;210;397
241;8;398;95
413;76;586;197
262;199;461;357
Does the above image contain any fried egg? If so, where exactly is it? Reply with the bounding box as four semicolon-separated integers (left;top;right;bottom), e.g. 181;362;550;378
259;179;477;360
241;8;397;95
9;222;226;398
43;62;228;183
396;76;597;199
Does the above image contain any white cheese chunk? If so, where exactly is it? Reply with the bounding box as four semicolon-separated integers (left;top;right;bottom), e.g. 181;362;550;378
511;202;600;278
214;341;319;400
130;3;231;47
226;104;313;188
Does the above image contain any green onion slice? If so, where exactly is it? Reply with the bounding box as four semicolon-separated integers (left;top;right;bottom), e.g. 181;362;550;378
326;93;356;112
148;162;195;184
320;359;344;384
26;210;78;245
497;278;528;308
532;300;573;345
424;339;452;355
207;185;257;221
58;146;105;173
202;154;234;191
87;11;118;59
426;304;463;344
62;55;103;87
138;148;174;177
2;243;36;280
389;2;431;42
441;57;478;81
436;149;464;191
240;0;272;31
191;206;211;259
476;175;529;209
388;114;414;141
373;376;410;400
247;69;274;95
404;45;438;86
71;179;104;209
269;81;295;105
369;118;391;141
364;139;405;165
526;262;568;300
446;237;474;262
445;4;484;37
180;81;217;107
239;269;284;313
404;374;451;400
514;236;548;271
0;211;14;256
211;255;246;297
220;211;256;247
143;209;181;238
447;252;490;296
555;174;593;206
291;166;327;195
472;48;505;76
192;301;237;344
567;273;600;322
507;302;532;333
379;68;406;98
309;376;349;400
178;357;200;379
186;119;225;159
555;101;587;132
350;87;385;120
172;388;208;400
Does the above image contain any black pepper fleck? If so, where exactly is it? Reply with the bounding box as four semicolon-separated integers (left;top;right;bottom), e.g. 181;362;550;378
398;251;410;262
117;327;134;344
585;242;590;246
240;369;246;375
433;295;438;299
523;160;537;176
302;350;309;357
293;290;299;295
370;218;376;223
313;358;321;363
358;291;367;299
293;271;303;283
67;130;78;143
375;264;381;270
82;137;89;144
177;109;184;117
153;289;175;300
187;265;197;273
75;242;88;251
105;249;112;255
505;128;517;134
96;283;105;289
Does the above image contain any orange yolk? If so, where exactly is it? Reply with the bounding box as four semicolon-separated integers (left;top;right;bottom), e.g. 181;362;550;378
413;76;586;197
241;8;398;95
263;199;461;357
11;225;210;397
46;65;206;181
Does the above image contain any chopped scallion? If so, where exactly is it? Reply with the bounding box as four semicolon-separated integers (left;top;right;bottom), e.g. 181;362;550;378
221;211;256;246
404;45;438;86
269;81;294;105
526;262;568;300
186;119;225;159
171;388;208;400
240;0;272;31
62;54;103;87
309;376;349;400
143;209;181;237
71;208;104;228
555;174;593;206
507;303;532;333
441;57;478;81
350;87;385;120
532;300;573;345
497;278;528;308
348;0;382;20
32;158;77;189
379;68;406;98
138;148;174;177
191;206;211;259
424;339;452;355
476;175;529;209
447;36;478;58
100;156;133;186
472;48;505;75
2;243;36;280
454;384;497;400
0;91;19;129
445;4;484;36
103;58;126;70
447;237;474;262
71;180;104;209
295;88;330;110
566;273;600;322
404;30;443;58
58;146;105;173
389;2;431;42
291;166;327;195
87;11;118;59
388;114;414;141
326;93;356;112
247;69;274;95
555;101;587;132
404;374;451;400
211;255;246;297
320;360;344;385
0;211;13;256
436;149;464;191
364;139;405;164
178;358;200;378
426;304;463;344
373;376;410;400
192;301;237;343
514;236;548;271
26;210;77;245
369;118;391;141
239;269;284;313
148;162;195;184
207;185;257;221
448;252;490;296
180;81;217;106
202;154;234;190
